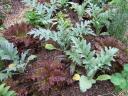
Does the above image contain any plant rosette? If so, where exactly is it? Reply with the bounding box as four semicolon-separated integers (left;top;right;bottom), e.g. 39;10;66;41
25;59;72;93
3;23;41;53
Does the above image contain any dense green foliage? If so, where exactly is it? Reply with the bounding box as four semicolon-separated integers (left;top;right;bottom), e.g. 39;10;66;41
0;83;16;96
108;0;128;41
66;37;118;92
23;0;56;28
110;64;128;91
28;20;94;50
0;37;36;81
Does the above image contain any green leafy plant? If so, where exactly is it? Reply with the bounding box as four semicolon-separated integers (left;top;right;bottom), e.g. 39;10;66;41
56;12;72;31
28;28;71;50
2;3;12;13
25;11;42;26
110;64;128;91
0;0;11;4
0;0;12;15
66;37;118;92
0;12;5;21
0;25;5;31
69;1;88;20
0;83;16;96
0;11;5;31
57;0;68;7
70;21;94;37
91;0;109;7
0;37;36;81
23;0;56;28
108;0;128;41
28;20;94;50
90;4;110;35
70;0;110;33
45;0;69;8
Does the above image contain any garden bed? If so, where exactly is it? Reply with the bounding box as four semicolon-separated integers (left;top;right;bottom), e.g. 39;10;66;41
0;0;128;96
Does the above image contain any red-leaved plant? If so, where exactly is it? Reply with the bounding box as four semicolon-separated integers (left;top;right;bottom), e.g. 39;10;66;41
3;22;41;53
26;59;72;95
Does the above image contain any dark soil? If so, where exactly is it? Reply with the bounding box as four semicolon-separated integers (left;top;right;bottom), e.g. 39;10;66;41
60;81;115;96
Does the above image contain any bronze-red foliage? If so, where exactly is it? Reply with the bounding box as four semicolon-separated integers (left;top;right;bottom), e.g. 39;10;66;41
26;59;72;94
3;22;41;53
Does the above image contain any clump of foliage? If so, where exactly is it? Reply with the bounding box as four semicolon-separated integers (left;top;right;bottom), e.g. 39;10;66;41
57;0;68;7
108;0;128;41
69;0;94;20
22;0;59;28
25;11;42;26
0;0;12;24
56;12;72;31
0;0;12;12
0;37;36;81
27;60;71;94
110;64;128;91
69;1;87;20
0;10;5;31
3;23;41;53
0;0;11;4
0;83;16;96
28;20;94;50
90;4;110;35
27;10;94;49
92;0;110;7
3;23;32;39
66;37;118;92
70;0;111;35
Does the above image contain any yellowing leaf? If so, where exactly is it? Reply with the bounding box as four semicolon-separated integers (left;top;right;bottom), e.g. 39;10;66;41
72;74;80;81
96;74;111;81
8;64;16;69
45;44;56;50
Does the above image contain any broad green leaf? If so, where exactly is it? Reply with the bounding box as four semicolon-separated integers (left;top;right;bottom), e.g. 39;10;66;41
96;74;111;81
111;73;123;86
124;64;128;72
0;83;16;96
79;75;96;92
120;79;127;89
45;44;56;50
